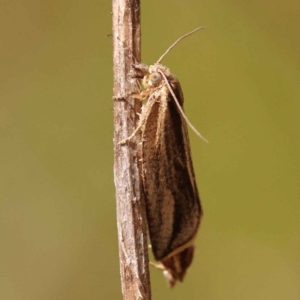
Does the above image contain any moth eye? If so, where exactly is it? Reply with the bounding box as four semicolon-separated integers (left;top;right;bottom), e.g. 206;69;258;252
148;72;162;86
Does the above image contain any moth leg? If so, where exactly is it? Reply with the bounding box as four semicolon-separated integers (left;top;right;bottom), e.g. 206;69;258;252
149;261;178;287
149;261;165;271
118;121;143;145
113;92;147;102
131;90;149;100
118;91;153;145
131;93;144;100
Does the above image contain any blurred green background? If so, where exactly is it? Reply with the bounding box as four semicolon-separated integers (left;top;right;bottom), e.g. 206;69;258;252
1;1;299;299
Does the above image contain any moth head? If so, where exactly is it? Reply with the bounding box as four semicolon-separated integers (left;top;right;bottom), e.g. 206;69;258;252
143;72;162;88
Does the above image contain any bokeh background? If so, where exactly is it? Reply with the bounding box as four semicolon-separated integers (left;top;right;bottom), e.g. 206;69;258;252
1;1;299;299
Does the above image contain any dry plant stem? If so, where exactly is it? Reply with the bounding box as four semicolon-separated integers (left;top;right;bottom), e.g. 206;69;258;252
112;0;152;299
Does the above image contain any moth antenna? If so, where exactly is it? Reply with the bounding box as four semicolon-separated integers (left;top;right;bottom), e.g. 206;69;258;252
158;71;208;143
156;27;206;64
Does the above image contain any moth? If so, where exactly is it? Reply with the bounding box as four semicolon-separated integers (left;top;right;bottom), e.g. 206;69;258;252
121;27;207;287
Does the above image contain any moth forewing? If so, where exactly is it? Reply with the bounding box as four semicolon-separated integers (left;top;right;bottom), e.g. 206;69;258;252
139;63;203;286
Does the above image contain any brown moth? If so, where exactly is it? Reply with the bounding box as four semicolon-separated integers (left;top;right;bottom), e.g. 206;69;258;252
121;27;206;287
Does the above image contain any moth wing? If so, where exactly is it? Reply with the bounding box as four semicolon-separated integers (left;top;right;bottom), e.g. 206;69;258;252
142;84;202;260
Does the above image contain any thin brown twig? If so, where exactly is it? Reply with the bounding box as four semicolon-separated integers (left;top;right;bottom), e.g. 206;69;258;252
112;0;152;299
